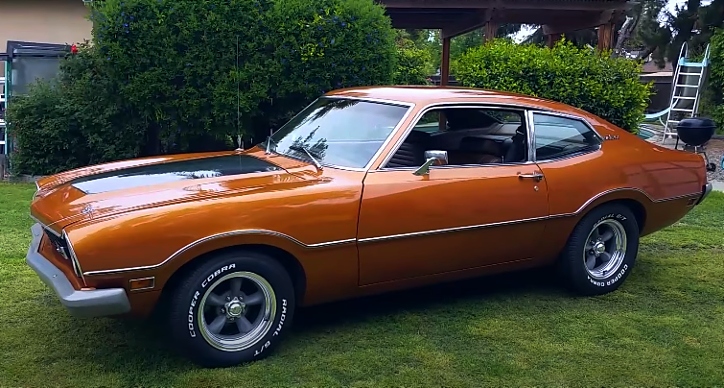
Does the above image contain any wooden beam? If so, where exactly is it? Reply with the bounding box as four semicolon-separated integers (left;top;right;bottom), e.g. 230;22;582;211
380;0;631;11
479;9;610;25
542;10;615;35
440;9;491;39
392;17;459;29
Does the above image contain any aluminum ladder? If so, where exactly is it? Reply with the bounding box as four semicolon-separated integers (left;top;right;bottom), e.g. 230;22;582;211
661;41;711;143
0;76;6;155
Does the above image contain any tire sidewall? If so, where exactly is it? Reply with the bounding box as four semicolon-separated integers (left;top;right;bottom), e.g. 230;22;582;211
174;252;295;367
568;205;639;294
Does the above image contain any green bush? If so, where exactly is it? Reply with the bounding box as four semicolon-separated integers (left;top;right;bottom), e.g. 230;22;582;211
6;81;82;176
8;0;398;175
392;31;433;85
707;28;724;134
455;39;652;133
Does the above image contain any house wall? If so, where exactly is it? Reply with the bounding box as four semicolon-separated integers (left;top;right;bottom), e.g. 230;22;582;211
0;0;92;73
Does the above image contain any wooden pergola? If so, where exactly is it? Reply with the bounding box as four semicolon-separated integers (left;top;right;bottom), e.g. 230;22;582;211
378;0;633;85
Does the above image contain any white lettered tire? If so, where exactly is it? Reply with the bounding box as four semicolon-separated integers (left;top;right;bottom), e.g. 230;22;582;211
167;250;295;368
558;203;640;296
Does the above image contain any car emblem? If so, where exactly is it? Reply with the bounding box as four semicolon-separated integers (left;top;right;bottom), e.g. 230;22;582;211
81;205;94;218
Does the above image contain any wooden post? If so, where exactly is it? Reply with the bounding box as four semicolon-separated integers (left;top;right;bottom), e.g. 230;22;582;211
546;33;562;48
439;33;451;131
440;35;451;86
0;154;6;180
484;21;498;43
597;23;614;52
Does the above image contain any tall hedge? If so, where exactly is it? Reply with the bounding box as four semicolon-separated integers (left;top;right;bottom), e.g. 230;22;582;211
708;28;724;134
392;31;434;85
7;0;398;175
455;39;652;133
259;0;396;130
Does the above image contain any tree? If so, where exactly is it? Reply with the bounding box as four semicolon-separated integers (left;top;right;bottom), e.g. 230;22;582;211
634;0;724;67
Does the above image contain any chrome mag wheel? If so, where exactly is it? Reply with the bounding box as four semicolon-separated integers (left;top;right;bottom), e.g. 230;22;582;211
198;271;277;352
583;218;627;280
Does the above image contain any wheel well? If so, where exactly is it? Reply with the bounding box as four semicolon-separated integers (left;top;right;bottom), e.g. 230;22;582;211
161;244;307;304
591;198;647;233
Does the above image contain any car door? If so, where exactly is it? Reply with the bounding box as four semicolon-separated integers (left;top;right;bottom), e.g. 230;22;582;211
356;105;551;286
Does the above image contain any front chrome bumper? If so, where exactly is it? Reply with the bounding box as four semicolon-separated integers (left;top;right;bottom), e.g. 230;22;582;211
696;182;713;206
25;223;131;318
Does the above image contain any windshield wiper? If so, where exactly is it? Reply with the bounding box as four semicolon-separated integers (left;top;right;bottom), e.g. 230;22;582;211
288;144;323;171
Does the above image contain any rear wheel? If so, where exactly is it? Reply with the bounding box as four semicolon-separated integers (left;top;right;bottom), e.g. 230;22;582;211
166;250;295;368
558;203;640;296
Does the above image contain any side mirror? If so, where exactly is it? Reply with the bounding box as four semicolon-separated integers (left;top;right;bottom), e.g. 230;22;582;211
413;150;448;176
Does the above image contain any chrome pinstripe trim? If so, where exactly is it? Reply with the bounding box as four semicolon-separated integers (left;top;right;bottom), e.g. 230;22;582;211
357;215;549;243
83;230;357;276
29;215;61;237
62;230;85;282
82;187;701;277
357;187;701;244
524;109;536;161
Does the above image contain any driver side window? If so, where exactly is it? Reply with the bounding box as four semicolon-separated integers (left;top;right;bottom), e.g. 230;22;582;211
382;106;529;169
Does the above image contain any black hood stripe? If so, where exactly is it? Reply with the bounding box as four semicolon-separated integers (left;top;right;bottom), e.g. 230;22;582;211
70;155;281;194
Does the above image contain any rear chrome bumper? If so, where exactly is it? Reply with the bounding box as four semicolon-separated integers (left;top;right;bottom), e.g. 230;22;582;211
25;223;131;318
696;182;713;205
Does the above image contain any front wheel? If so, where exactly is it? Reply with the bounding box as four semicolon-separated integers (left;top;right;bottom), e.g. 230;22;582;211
166;250;296;368
558;203;640;296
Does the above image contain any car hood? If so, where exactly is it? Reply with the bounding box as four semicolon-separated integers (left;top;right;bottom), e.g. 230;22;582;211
30;150;319;233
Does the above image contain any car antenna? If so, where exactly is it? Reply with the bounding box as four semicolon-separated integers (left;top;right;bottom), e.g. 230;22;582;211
265;127;272;154
234;35;243;153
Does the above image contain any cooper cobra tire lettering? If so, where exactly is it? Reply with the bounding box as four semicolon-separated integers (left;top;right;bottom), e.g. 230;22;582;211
273;299;287;337
187;263;236;338
588;264;629;287
188;290;200;337
201;263;236;288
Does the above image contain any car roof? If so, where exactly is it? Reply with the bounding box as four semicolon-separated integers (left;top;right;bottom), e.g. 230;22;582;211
324;85;595;119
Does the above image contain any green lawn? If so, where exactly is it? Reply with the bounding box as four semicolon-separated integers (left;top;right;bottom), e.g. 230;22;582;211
2;182;724;387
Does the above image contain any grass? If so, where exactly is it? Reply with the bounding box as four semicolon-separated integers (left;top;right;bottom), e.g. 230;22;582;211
1;182;724;387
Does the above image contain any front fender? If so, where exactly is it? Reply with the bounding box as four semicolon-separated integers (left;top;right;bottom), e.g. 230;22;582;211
64;178;363;304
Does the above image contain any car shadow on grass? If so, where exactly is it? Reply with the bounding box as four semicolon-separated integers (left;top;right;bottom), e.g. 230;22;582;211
86;265;572;375
292;266;567;330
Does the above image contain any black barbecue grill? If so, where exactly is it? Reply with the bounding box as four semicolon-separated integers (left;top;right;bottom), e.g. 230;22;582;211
675;117;717;172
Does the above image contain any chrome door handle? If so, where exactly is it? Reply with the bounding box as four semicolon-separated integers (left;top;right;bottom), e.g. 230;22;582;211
518;171;544;181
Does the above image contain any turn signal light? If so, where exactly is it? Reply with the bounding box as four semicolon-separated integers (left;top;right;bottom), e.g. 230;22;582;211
129;277;155;291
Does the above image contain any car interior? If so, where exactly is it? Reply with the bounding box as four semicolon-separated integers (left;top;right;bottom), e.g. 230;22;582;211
383;107;529;169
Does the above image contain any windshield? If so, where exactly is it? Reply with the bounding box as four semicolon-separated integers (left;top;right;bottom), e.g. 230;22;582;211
265;97;411;169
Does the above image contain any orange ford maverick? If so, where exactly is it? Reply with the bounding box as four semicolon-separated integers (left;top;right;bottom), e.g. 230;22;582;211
26;86;713;368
